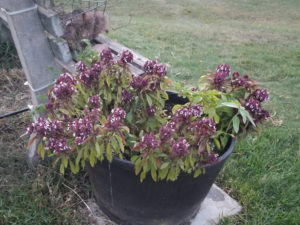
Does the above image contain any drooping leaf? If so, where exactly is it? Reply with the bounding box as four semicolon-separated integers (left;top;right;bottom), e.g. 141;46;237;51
232;115;240;133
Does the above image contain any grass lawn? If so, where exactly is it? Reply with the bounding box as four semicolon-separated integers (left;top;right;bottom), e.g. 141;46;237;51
1;0;300;224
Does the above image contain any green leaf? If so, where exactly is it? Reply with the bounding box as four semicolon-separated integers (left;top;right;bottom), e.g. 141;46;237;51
160;162;169;169
131;155;139;163
95;141;101;157
194;169;202;178
76;149;83;165
106;144;113;162
214;138;221;149
70;161;79;174
89;151;96;167
159;167;169;180
239;108;247;124
135;158;142;175
140;170;147;182
115;135;124;152
41;148;45;160
220;102;239;108
232;115;240;133
60;162;65;174
146;94;152;106
63;157;68;168
151;166;157;182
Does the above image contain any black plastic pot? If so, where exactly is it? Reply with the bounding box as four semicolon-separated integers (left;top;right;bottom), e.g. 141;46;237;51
86;92;236;225
87;141;235;225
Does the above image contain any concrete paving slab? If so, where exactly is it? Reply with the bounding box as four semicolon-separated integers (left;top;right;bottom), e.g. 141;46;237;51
191;184;242;225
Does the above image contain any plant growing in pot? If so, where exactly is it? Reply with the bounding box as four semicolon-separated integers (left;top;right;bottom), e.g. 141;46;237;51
27;43;270;225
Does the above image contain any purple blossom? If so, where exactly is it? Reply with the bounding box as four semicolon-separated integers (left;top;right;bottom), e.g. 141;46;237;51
83;106;100;122
189;104;203;117
76;61;87;72
231;77;246;88
171;137;190;157
245;98;261;115
45;102;54;111
53;81;76;101
88;95;101;108
147;104;157;116
105;108;126;130
252;89;269;102
130;76;148;90
213;71;227;89
203;152;219;164
174;107;192;121
69;118;94;145
45;138;71;153
56;73;77;85
139;133;160;150
27;118;64;138
121;89;134;103
144;60;167;77
119;50;133;63
100;48;113;65
216;64;231;76
144;60;157;74
232;72;240;79
159;125;174;143
79;63;101;87
189;118;217;137
166;121;176;129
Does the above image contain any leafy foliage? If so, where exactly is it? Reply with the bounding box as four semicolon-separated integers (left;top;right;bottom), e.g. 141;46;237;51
28;45;270;182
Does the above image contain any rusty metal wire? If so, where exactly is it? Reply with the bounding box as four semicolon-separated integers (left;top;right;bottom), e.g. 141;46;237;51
52;0;107;24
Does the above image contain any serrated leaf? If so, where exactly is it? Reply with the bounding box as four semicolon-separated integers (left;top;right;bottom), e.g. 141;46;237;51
131;155;139;163
89;151;96;167
232;115;240;133
140;170;147;182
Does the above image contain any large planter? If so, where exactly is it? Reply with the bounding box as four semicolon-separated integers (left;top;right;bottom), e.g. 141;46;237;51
86;139;235;225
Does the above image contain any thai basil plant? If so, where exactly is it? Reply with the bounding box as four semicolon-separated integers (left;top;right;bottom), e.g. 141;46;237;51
27;44;270;182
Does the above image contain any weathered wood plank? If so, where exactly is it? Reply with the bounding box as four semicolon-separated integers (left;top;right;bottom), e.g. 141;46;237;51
94;34;149;71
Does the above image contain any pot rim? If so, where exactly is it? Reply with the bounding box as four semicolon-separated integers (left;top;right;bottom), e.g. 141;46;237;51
110;138;236;170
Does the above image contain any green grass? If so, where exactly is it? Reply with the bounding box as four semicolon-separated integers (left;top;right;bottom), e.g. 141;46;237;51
1;0;300;224
105;0;300;224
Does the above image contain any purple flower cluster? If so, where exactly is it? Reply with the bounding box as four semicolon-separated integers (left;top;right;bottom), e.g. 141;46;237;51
130;76;148;90
244;98;269;123
189;118;217;137
203;152;219;164
119;50;133;63
216;64;231;75
79;62;102;87
53;82;76;101
69;118;94;145
139;133;160;150
27;118;64;138
121;89;134;103
83;106;100;122
56;73;77;85
53;73;77;101
171;137;190;157
252;89;269;102
159;125;175;143
231;72;250;89
173;104;203;122
147;104;157;116
45;138;71;154
88;95;101;108
105;108;126;130
76;61;87;72
144;60;167;77
213;64;231;89
100;48;113;65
